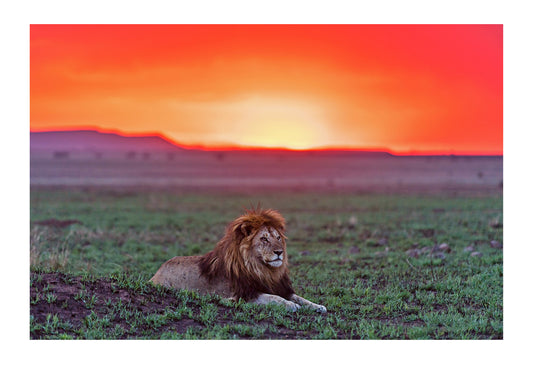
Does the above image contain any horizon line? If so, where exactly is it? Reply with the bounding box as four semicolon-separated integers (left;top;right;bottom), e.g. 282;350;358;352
30;126;504;157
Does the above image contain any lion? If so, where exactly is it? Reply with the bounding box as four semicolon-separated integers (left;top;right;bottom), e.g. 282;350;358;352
150;208;326;312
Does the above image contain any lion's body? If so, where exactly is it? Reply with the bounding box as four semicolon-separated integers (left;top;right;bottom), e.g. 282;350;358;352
149;255;232;297
150;208;326;312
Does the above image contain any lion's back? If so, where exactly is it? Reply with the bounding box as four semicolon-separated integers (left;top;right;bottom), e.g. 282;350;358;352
149;255;232;297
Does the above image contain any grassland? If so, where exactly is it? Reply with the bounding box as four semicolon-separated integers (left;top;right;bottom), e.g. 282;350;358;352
30;187;503;339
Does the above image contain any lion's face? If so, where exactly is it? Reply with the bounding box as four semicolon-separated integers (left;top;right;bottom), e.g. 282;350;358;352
250;226;286;268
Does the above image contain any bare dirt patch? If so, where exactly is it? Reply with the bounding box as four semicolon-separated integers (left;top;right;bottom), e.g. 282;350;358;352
30;272;207;339
30;272;314;339
33;219;83;228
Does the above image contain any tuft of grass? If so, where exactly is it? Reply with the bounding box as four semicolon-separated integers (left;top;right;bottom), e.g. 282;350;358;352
30;227;72;270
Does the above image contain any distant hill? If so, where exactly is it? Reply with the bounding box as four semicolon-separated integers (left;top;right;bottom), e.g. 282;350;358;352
30;130;396;157
30;130;183;152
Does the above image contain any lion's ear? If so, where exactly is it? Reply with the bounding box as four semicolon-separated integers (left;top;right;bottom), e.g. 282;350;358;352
238;222;253;238
231;219;253;242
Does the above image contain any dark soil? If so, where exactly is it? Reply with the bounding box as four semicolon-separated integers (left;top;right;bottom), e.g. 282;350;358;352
29;271;303;339
31;272;209;339
33;218;83;228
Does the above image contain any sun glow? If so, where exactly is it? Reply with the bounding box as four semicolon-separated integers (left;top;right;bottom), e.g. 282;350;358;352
240;119;322;150
222;96;329;150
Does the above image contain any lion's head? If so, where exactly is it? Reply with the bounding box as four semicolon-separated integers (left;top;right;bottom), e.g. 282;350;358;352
199;208;294;301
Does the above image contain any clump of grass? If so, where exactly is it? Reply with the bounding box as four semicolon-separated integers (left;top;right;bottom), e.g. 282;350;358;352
30;227;74;270
30;314;74;339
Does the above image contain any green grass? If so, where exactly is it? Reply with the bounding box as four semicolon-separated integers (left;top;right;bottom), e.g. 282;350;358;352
30;188;503;339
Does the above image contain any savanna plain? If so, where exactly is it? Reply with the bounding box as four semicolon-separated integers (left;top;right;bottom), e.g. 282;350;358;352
30;186;503;339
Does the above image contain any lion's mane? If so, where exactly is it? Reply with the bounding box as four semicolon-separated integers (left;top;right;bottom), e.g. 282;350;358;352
198;208;295;301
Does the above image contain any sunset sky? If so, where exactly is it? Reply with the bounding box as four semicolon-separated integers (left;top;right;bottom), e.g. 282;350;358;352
30;24;503;154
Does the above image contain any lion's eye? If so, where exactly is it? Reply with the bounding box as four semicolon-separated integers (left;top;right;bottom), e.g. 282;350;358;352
277;236;281;240
260;236;268;243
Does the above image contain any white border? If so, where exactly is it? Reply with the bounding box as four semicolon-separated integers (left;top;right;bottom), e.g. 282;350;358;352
3;1;531;376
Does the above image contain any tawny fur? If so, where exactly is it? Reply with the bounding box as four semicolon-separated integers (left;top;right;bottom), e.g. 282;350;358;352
150;208;326;312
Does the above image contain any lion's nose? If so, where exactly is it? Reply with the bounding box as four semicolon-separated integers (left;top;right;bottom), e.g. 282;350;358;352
273;250;283;256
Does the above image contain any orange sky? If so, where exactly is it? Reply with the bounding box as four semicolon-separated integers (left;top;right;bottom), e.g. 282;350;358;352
30;24;502;154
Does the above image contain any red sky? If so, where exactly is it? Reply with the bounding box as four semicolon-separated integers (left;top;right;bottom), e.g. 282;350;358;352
30;24;502;154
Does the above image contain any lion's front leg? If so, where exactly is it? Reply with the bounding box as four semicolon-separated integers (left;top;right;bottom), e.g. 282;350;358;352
289;294;327;313
252;293;301;312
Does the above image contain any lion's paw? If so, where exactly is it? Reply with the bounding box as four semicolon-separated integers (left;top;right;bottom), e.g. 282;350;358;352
314;304;327;313
286;302;301;312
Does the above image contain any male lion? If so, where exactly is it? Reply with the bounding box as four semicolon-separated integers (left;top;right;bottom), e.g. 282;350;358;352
150;208;326;312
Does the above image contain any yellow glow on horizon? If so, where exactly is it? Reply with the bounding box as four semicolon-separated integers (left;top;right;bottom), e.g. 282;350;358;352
239;119;323;150
226;95;329;150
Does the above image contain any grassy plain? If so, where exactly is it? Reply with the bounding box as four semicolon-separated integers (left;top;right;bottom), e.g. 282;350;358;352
30;187;503;339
